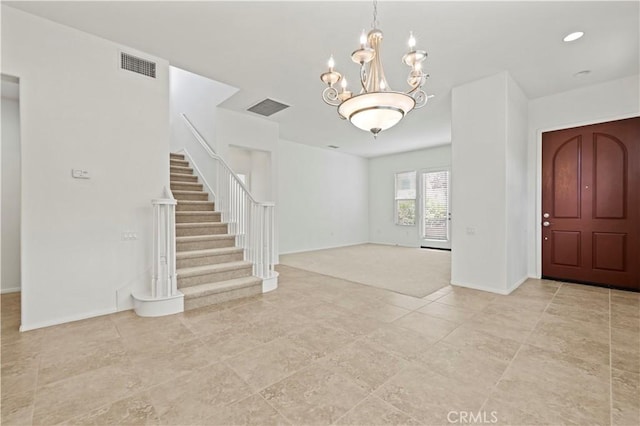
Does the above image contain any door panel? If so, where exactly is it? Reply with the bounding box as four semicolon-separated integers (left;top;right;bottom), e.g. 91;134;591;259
542;117;640;290
552;137;581;218
593;134;626;218
592;232;626;271
551;231;581;266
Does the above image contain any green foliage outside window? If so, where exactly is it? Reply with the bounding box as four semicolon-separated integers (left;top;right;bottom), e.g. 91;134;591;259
397;200;416;225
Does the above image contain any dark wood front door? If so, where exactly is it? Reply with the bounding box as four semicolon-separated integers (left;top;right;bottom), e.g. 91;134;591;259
542;117;640;291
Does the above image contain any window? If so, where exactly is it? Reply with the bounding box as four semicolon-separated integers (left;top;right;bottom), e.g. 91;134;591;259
395;171;416;225
423;170;450;240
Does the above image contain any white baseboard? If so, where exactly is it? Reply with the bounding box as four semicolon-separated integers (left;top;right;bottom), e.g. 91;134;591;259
507;276;529;294
116;286;134;311
451;275;528;296
1;287;21;294
263;272;279;293
132;291;184;317
279;241;369;256
19;307;118;332
367;241;420;249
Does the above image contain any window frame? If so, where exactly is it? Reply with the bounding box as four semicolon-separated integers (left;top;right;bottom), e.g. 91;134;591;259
394;170;417;226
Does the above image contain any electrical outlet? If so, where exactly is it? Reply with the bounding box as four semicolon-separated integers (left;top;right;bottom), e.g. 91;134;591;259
122;232;138;241
466;227;476;236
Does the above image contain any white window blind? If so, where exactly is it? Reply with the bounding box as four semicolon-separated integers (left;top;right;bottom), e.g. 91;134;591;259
423;170;449;240
395;171;416;225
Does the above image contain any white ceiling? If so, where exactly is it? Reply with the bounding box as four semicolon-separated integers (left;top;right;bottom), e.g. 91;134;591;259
5;1;639;157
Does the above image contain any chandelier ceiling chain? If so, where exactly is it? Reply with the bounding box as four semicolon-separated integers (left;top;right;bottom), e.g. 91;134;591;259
371;0;379;29
320;0;430;137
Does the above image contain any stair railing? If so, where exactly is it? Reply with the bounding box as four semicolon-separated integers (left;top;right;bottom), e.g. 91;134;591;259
151;186;178;298
180;113;277;281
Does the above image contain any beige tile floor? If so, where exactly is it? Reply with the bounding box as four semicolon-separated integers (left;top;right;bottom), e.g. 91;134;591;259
1;265;639;425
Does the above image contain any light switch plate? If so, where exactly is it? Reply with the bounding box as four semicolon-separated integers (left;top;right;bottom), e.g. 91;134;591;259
71;169;91;179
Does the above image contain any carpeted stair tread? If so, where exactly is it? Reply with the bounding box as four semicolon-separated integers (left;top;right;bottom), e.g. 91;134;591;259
176;222;226;228
170;172;198;179
170;166;192;172
177;261;252;277
173;192;208;201
176;211;219;217
176;234;235;243
178;200;214;206
171;181;202;188
177;247;243;259
173;189;206;194
180;276;262;299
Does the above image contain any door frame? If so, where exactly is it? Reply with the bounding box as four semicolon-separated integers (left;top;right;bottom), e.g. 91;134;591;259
534;112;639;278
418;166;452;250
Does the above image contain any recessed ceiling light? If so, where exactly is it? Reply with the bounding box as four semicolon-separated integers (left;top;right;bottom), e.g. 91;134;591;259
563;31;584;42
573;70;591;77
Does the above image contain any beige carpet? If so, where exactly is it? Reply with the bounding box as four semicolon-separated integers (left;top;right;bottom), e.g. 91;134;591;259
280;243;451;298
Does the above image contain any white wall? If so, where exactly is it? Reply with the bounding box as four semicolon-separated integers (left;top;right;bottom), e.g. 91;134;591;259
1;94;21;293
451;73;507;292
2;6;170;330
505;75;529;287
451;72;529;294
527;74;640;278
368;145;451;247
170;66;238;153
278;140;369;254
250;149;271;203
227;145;272;202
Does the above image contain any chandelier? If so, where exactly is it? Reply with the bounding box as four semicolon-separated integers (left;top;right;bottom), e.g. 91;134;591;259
320;0;429;137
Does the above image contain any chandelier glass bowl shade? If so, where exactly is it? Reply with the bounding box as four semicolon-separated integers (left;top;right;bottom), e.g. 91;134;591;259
320;2;430;137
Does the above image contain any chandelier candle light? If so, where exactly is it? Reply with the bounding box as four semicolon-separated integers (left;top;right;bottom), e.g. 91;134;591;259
320;0;430;138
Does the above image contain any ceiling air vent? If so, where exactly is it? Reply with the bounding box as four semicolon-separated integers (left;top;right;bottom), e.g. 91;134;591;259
120;52;156;78
247;98;290;117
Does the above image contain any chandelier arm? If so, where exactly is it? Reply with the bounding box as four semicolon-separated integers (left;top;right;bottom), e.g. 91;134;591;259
322;86;342;106
405;82;422;95
359;65;368;93
405;72;428;95
413;89;428;109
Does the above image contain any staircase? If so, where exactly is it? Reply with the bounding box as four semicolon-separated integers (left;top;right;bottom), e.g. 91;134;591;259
170;153;262;310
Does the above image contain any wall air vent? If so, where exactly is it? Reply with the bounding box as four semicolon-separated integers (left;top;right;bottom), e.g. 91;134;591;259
247;98;290;117
120;52;156;78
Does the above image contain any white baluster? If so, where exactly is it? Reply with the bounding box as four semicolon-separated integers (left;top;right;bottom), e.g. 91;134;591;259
169;203;177;296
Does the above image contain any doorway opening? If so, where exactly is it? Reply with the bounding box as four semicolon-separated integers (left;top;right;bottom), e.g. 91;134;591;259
227;145;272;202
420;168;451;250
1;74;21;294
